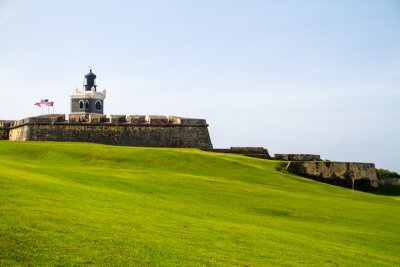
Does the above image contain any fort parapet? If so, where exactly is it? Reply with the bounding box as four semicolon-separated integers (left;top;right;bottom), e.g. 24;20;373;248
274;154;320;161
202;147;270;159
8;114;212;148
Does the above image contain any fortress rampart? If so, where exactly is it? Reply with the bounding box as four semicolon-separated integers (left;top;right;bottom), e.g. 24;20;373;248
8;114;213;148
274;154;320;161
202;147;270;159
0;121;15;140
286;161;379;191
379;178;400;186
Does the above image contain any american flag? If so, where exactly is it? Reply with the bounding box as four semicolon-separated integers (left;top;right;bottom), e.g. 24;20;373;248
40;99;49;104
46;102;54;107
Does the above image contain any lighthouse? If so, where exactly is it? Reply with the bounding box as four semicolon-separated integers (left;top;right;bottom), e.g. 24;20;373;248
70;68;106;115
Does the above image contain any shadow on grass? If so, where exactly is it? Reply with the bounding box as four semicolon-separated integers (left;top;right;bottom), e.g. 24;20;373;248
371;186;400;196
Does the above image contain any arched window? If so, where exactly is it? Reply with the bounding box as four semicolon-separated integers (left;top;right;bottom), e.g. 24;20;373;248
85;100;89;110
79;100;84;109
95;100;102;110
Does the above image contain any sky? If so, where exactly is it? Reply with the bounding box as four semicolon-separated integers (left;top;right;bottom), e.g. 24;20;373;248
0;0;399;172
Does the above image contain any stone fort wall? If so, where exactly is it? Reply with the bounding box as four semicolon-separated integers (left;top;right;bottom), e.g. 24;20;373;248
0;121;15;140
8;114;212;148
286;161;379;191
0;129;9;140
274;154;320;161
202;147;270;159
2;114;393;191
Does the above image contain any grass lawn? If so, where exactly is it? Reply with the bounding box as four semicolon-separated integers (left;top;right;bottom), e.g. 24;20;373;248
0;141;399;266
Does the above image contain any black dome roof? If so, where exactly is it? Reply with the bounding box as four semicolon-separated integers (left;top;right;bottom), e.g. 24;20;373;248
85;69;96;78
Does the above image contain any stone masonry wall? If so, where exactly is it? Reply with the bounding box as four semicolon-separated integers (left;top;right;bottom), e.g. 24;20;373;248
286;161;379;191
379;178;400;186
274;154;320;161
8;115;212;148
202;147;270;159
0;120;15;140
0;129;9;140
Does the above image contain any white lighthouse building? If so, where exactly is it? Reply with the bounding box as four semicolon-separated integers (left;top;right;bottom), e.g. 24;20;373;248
70;69;106;115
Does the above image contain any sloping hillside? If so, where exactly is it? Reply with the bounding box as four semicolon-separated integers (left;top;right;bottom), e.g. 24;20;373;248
0;141;399;266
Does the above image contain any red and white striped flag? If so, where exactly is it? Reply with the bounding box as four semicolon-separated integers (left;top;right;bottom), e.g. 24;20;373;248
34;102;41;107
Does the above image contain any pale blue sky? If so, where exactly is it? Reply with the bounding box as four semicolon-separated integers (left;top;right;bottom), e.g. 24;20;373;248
0;0;399;172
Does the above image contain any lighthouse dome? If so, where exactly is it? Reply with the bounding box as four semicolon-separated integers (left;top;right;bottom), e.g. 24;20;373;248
84;69;97;91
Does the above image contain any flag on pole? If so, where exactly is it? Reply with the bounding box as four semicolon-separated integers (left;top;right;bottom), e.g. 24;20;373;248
36;99;53;114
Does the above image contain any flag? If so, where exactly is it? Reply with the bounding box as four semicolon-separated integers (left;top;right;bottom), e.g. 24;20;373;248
46;102;54;107
40;99;49;104
34;102;41;107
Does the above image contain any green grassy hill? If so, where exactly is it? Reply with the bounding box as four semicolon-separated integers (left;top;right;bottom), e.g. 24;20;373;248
0;141;399;266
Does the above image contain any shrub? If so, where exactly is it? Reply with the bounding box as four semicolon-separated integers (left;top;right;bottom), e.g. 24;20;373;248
376;168;400;179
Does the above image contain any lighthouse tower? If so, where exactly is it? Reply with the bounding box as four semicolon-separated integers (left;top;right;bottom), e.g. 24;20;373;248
70;68;106;115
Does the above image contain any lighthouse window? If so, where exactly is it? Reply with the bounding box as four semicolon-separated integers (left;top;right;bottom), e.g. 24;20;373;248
85;101;89;110
79;100;84;109
96;101;102;110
